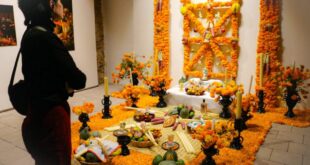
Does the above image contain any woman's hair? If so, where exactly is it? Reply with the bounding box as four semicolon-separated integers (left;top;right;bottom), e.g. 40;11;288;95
18;0;55;25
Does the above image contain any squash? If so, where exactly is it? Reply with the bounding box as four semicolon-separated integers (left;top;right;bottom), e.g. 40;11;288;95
159;160;177;165
85;152;99;163
180;108;189;119
79;128;90;140
163;149;178;161
176;159;185;165
152;154;163;165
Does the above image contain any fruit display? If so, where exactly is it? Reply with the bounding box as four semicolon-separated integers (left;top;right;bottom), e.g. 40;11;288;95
75;138;121;164
168;105;195;119
185;84;205;96
128;127;162;148
134;110;155;122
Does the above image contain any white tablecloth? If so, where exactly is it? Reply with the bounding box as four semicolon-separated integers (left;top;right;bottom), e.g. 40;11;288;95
166;86;221;113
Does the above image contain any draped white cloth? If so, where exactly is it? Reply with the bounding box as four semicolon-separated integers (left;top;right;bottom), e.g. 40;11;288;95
166;79;223;114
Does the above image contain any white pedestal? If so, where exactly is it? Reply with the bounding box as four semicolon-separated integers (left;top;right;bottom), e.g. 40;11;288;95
166;86;221;114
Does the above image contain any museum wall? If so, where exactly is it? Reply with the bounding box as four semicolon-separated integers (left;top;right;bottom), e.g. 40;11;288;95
281;0;310;108
103;0;134;85
0;0;98;111
133;0;154;62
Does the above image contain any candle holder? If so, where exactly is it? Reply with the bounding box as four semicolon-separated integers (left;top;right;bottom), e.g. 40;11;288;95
257;90;265;113
78;112;90;132
102;95;112;119
113;123;131;156
201;144;218;165
156;89;167;108
240;108;252;130
117;135;131;156
219;95;232;119
230;118;243;150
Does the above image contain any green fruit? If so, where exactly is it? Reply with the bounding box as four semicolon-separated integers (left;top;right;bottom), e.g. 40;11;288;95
159;160;177;165
163;149;178;161
85;152;99;162
138;137;144;142
91;131;101;138
177;106;182;111
180;108;189;119
176;159;185;165
169;109;179;115
189;111;195;118
112;148;122;156
79;128;90;140
152;154;163;165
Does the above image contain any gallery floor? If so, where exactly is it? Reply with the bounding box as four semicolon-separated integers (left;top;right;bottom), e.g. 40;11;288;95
0;84;309;165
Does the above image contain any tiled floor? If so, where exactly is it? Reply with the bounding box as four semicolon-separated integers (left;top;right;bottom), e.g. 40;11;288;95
0;85;309;165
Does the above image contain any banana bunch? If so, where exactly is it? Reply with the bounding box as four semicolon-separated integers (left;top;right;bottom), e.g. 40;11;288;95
185;84;205;96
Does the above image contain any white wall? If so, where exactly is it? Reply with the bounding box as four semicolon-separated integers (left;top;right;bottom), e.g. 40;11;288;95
103;0;134;84
282;0;310;68
133;0;154;59
0;0;98;111
282;0;310;108
237;0;259;93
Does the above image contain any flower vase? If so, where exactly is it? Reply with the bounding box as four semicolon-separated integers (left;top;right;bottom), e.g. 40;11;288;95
117;135;131;156
284;81;300;118
219;95;232;119
132;73;139;86
201;144;218;165
131;97;138;108
78;113;90;132
150;87;157;96
156;89;167;108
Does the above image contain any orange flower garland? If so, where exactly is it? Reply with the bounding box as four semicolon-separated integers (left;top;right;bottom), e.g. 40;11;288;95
191;108;310;165
136;95;159;108
182;0;241;79
71;105;310;164
209;80;243;99
144;74;172;92
256;0;282;108
154;0;170;76
192;120;237;149
72;102;95;115
111;85;150;106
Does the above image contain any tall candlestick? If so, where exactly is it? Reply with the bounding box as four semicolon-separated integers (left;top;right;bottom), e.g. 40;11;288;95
224;68;228;87
154;49;158;75
259;54;263;87
129;68;133;84
211;119;215;130
236;90;242;119
157;62;160;75
248;75;253;94
104;77;109;96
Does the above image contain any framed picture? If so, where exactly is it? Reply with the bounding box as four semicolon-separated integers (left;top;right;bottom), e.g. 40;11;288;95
53;0;75;51
0;5;17;47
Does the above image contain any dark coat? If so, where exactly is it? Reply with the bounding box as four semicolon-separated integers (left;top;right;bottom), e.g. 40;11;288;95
21;23;86;108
